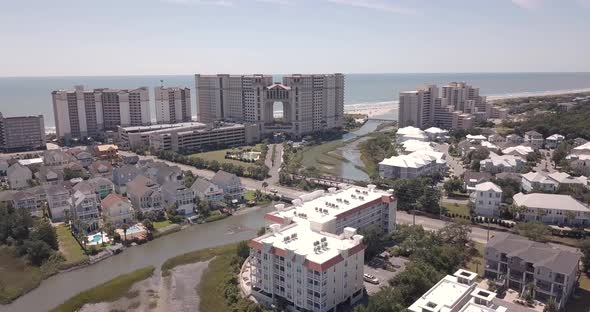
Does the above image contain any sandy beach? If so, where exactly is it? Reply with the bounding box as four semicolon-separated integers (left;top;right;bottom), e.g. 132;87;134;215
78;260;211;312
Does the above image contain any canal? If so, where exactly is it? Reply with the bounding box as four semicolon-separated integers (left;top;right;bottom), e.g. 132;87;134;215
1;206;273;312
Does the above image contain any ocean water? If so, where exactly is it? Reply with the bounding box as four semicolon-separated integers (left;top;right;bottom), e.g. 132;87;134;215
1;72;590;127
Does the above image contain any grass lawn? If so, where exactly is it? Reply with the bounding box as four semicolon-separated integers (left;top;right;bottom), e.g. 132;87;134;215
244;190;256;202
465;242;484;277
566;273;590;312
301;139;349;175
442;201;471;217
153;220;173;230
56;224;88;269
0;246;44;304
190;144;263;169
49;266;155;312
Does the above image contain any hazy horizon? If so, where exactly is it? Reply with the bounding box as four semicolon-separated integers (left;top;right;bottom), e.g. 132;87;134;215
2;0;589;76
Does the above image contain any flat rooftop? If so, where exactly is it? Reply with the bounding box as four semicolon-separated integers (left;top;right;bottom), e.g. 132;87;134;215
408;275;472;312
120;122;205;132
267;185;391;225
253;222;362;265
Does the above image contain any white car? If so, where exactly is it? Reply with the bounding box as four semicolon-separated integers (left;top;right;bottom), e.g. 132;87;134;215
363;273;379;284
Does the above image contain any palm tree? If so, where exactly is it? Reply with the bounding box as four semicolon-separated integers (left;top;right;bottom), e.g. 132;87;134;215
511;204;527;221
262;181;269;192
472;259;482;276
523;282;536;305
543;297;558;312
122;223;129;242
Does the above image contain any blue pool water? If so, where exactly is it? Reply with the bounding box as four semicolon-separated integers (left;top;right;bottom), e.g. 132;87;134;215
126;225;142;234
90;234;102;243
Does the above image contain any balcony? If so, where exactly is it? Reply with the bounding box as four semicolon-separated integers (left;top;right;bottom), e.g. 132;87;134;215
509;271;523;281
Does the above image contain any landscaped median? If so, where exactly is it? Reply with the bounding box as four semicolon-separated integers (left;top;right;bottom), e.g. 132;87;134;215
49;266;155;312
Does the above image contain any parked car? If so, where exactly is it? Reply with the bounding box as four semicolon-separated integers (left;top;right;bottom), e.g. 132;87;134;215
363;273;379;284
270;188;278;194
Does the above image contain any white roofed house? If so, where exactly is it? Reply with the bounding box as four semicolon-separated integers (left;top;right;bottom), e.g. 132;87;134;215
7;163;32;190
466;134;487;143
211;170;244;202
46;185;72;222
547;171;588;191
521;172;558;193
101;193;134;227
396;126;428;143
126;175;163;213
462;171;492;193
379;150;446;180
424;127;448;141
513;192;590;226
190;177;224;206
487;134;505;144
161;181;195;215
70;186;100;232
470;182;502;217
479;152;525;174
502;145;534;158
545;134;565;149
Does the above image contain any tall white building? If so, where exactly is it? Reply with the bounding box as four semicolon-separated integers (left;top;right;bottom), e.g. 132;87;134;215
52;85;151;141
195;74;344;137
398;82;507;130
154;86;191;124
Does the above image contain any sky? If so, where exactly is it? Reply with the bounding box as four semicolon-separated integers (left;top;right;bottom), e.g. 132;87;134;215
1;0;589;76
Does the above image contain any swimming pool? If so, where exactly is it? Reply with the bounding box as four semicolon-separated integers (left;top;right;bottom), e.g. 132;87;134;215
90;234;102;243
126;225;143;234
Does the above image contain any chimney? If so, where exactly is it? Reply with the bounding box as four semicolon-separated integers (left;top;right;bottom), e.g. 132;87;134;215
269;224;281;234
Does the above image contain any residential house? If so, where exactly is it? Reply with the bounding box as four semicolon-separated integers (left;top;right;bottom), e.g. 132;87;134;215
35;166;64;186
89;161;113;178
112;165;140;194
211;170;244;202
463;171;492;193
470;182;502;217
502;145;534;158
545;134;565;149
138;161;183;185
506;134;524;145
495;172;522;183
87;177;114;199
484;233;580;309
126;175;163;213
122;155;139;165
488;134;505;144
101;193;134;227
191;177;224;205
570;158;590;176
573;138;588;147
396;126;427;143
424;127;448;141
161;181;195;215
379;150;447;180
46;185;72;221
466;134;487;143
92;144;118;160
524;131;544;150
75;151;93;168
70;187;100;232
513;192;590;226
521;172;558;193
547;172;588;190
11;190;42;217
408;269;507;312
7;163;32;189
479;152;525;174
43;150;75;167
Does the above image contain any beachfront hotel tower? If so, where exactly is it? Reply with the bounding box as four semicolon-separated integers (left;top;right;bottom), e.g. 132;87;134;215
195;74;344;137
154;86;191;124
52;85;151;142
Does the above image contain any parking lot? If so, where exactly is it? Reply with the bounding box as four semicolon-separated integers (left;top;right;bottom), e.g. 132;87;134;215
363;256;409;295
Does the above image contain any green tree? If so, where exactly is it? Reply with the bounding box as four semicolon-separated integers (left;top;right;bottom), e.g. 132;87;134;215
31;220;59;250
23;239;53;266
443;177;463;194
515;222;551;242
360;226;385;260
580;238;590;272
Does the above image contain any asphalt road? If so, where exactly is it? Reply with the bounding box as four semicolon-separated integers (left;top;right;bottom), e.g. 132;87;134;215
435;143;465;177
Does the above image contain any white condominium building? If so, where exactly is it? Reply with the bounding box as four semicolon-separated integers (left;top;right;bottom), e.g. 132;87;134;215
379;149;446;180
408;269;507;312
195;74;344;137
52;85;150;141
470;182;503;217
249;224;365;312
118;121;259;153
265;185;397;235
154;86;191;124
398;82;504;130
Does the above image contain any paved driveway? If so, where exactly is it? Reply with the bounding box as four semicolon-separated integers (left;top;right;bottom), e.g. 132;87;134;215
363;257;409;295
